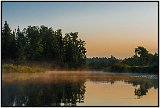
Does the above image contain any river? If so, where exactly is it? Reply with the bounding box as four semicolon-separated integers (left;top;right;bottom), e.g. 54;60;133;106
2;71;158;106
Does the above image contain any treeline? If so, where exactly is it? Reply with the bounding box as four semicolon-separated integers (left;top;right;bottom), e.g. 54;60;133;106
2;21;86;69
2;21;158;73
87;55;119;70
87;46;158;73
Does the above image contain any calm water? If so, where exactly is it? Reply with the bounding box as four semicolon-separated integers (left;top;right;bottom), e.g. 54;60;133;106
2;71;158;106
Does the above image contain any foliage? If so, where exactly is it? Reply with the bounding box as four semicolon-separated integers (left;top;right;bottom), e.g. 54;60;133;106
87;47;158;73
106;64;129;72
2;21;17;60
135;46;149;65
105;64;158;74
63;32;86;68
2;21;87;69
86;55;120;70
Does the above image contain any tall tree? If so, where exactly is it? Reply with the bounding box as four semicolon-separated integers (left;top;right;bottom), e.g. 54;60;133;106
135;46;149;65
26;26;43;60
54;29;64;66
16;26;27;62
40;26;55;60
64;32;86;68
2;21;17;61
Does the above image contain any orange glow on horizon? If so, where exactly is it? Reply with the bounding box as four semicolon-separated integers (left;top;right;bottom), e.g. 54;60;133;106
82;31;158;58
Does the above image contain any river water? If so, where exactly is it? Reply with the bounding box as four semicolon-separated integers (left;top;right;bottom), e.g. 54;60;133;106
2;71;158;106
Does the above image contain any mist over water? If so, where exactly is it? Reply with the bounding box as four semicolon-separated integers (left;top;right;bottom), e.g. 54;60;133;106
2;71;158;106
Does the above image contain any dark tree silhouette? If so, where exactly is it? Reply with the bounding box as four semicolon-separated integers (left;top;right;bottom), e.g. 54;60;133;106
16;26;28;62
2;21;17;61
2;21;87;69
135;46;149;65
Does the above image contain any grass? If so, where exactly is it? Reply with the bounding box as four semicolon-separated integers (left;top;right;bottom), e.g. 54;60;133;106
2;64;46;73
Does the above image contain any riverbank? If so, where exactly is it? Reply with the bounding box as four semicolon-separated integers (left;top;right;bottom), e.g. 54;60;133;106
2;63;158;75
2;64;47;73
103;64;158;74
2;63;89;73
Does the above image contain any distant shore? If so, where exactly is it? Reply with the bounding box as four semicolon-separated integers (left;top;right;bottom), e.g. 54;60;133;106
2;63;158;74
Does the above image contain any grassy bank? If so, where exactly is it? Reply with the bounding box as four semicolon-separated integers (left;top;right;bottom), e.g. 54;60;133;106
2;64;47;73
2;63;158;74
103;64;158;74
2;63;88;73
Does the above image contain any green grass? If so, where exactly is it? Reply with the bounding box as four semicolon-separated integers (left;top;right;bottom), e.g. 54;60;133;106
2;64;46;73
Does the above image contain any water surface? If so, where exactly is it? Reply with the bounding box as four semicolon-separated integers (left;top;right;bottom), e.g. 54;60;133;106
2;71;158;106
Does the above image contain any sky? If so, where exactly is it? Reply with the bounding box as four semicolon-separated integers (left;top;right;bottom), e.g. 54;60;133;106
2;2;158;58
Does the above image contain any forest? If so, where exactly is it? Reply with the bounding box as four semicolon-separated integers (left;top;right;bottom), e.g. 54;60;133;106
2;21;158;73
2;21;86;69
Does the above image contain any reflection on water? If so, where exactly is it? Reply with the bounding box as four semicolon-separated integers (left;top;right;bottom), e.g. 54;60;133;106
135;86;148;99
2;80;85;106
2;71;158;106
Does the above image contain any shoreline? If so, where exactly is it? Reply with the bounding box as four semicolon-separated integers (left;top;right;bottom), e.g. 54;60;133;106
2;63;158;74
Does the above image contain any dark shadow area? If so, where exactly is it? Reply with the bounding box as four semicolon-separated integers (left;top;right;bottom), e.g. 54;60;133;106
2;80;86;106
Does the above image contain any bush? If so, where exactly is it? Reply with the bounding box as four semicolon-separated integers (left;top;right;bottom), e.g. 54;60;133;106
129;66;158;74
106;64;129;72
104;64;158;74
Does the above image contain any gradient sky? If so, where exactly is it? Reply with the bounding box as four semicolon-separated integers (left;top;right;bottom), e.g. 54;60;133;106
2;2;158;58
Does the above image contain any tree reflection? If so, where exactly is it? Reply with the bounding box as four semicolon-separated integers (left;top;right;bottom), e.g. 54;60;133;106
134;86;148;99
2;80;86;106
2;73;158;106
128;79;157;99
91;75;157;99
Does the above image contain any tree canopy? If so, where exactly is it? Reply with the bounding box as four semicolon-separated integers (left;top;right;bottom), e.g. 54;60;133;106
2;21;87;69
